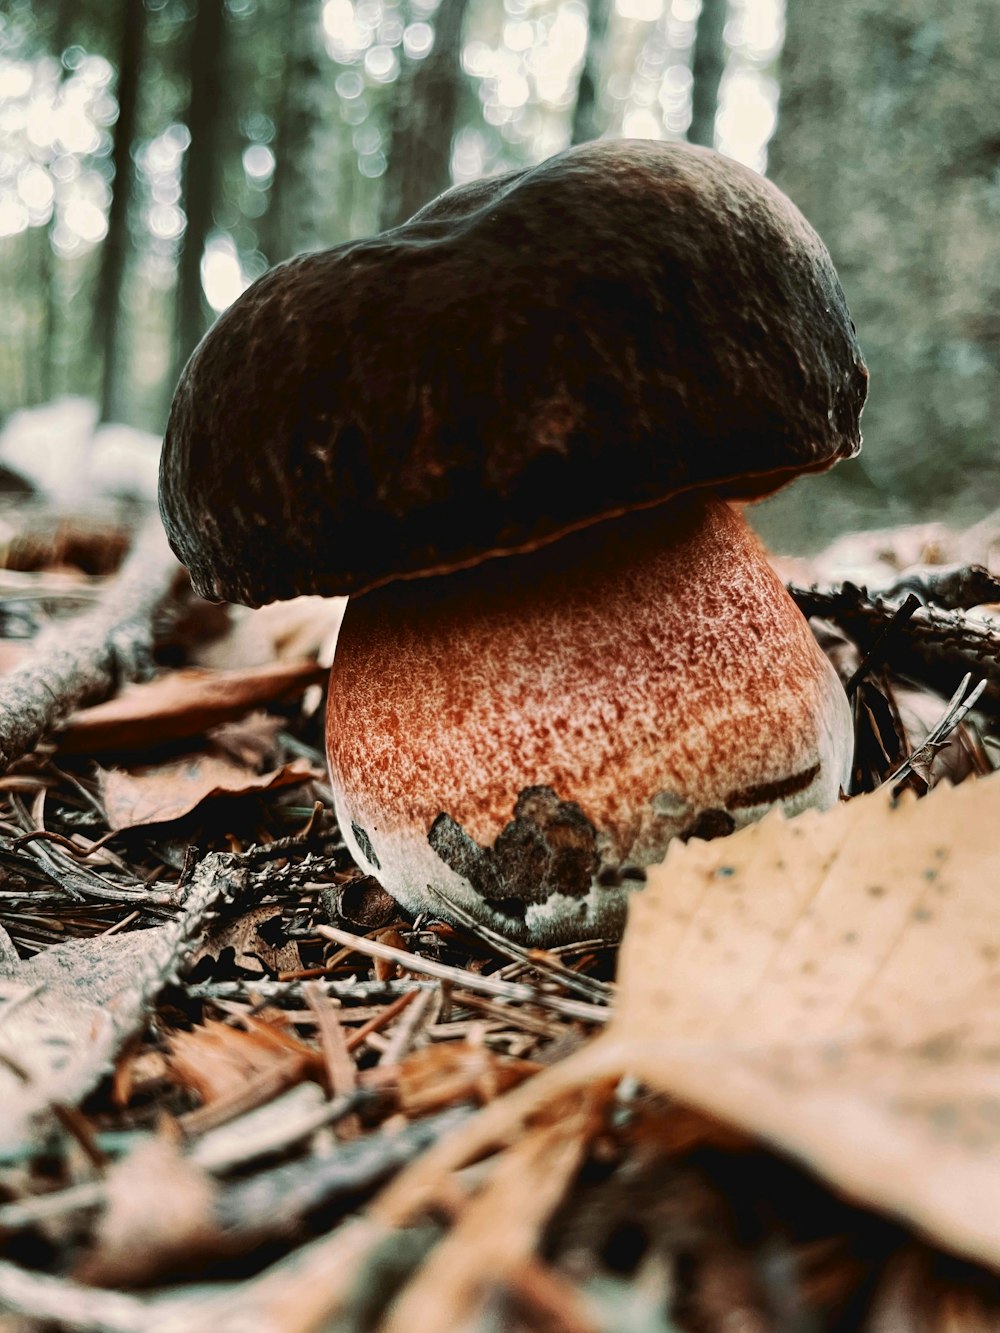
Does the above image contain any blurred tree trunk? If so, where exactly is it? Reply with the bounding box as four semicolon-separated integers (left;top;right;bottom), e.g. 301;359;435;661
379;0;473;230
570;0;612;145
95;0;146;424
258;0;323;264
39;0;75;402
688;0;727;147
769;0;1000;523
172;0;228;393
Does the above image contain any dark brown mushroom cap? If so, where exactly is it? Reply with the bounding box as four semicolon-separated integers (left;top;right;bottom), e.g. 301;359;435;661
159;139;867;606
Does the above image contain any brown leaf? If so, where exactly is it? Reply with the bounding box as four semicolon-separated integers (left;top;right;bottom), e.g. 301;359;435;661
76;1135;223;1287
165;1015;320;1106
608;770;1000;1268
100;753;321;829
393;1041;541;1116
58;658;326;753
193;904;301;977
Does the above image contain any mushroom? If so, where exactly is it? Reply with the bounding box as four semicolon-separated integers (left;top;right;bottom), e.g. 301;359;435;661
159;139;867;945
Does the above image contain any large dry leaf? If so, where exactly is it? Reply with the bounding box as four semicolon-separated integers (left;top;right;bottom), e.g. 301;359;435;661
100;753;321;829
358;770;1000;1290
58;659;326;753
606;771;1000;1266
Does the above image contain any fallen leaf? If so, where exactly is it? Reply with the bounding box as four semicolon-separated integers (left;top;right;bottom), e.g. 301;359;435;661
75;1135;224;1287
166;1015;321;1106
193;904;301;978
100;753;321;829
392;1041;541;1116
608;769;1000;1269
58;659;326;753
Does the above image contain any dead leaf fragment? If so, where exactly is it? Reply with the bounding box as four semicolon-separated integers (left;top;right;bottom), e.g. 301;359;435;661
76;1135;223;1287
100;753;320;829
392;1041;541;1117
59;658;326;753
166;1015;321;1107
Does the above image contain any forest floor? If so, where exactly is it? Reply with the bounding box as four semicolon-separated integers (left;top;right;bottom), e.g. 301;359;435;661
1;492;1000;1332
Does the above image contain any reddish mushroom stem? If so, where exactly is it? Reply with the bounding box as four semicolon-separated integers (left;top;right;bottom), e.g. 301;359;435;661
326;497;851;944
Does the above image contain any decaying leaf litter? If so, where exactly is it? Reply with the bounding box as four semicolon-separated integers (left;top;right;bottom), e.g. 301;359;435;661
2;498;1000;1331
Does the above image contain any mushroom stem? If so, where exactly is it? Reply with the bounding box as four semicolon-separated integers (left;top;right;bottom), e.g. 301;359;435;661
326;496;852;944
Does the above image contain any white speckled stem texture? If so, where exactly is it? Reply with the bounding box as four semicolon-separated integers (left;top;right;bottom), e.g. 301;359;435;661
327;498;852;943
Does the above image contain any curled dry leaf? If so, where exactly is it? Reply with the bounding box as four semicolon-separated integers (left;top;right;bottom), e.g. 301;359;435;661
166;1015;322;1107
100;753;321;830
58;658;326;754
193;903;301;978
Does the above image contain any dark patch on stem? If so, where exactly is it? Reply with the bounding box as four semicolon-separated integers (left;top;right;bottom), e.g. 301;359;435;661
428;785;600;905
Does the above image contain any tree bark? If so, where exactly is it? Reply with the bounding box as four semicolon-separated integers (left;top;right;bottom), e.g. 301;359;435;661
570;0;613;145
766;0;1000;538
688;0;727;148
379;0;473;231
172;0;228;391
95;0;146;423
257;0;323;264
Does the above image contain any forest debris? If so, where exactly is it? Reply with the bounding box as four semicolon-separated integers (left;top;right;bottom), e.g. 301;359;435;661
76;1135;222;1288
789;582;1000;708
317;924;611;1025
381;1097;596;1333
878;562;1000;611
0;520;181;773
885;674;987;793
99;753;321;830
166;1015;322;1110
194;902;300;977
343;768;1000;1282
303;983;358;1098
0;851;251;1155
58;658;326;754
392;1041;541;1117
0;1257;154;1331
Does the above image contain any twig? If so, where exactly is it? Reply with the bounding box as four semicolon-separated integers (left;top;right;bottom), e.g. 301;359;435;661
0;1256;151;1331
317;925;611;1025
0;520;181;773
788;582;1000;706
843;594;921;696
885;673;988;793
428;888;613;1005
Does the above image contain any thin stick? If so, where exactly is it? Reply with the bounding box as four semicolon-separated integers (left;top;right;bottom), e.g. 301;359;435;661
0;520;181;773
428;887;613;1004
317;925;611;1025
